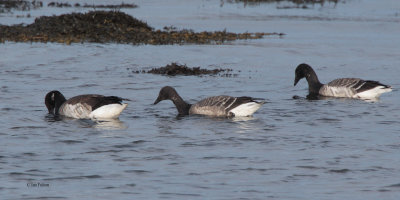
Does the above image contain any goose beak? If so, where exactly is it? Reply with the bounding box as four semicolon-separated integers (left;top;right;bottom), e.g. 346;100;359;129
153;97;161;105
294;76;300;86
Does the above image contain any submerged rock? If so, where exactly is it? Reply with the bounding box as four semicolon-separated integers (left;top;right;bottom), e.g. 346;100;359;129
135;63;237;76
0;11;281;44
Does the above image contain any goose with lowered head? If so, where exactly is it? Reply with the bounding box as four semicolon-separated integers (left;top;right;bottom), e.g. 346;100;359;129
45;90;128;119
153;86;264;117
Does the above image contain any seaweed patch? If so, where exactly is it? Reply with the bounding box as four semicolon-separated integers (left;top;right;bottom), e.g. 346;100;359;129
133;63;238;77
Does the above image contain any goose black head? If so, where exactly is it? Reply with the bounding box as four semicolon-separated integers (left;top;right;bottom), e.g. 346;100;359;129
154;86;178;105
45;90;66;114
294;63;314;86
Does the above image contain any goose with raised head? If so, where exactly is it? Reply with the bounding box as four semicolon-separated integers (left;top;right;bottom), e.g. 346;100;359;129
45;90;128;119
294;63;392;99
153;86;264;117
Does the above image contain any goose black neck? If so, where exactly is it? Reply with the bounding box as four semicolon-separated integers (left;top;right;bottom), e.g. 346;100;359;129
54;94;67;115
170;95;191;116
305;68;323;95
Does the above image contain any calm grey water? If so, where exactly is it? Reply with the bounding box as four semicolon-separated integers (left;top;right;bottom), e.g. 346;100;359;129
1;0;400;199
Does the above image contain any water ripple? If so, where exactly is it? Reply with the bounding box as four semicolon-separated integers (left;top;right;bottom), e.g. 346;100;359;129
43;175;102;181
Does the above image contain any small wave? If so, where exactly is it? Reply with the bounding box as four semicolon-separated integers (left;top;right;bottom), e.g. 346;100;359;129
57;140;85;144
85;149;123;154
112;140;147;148
44;175;101;181
124;170;151;174
22;197;67;200
76;83;98;87
10;126;46;130
158;192;202;197
8;172;44;177
296;165;326;170
386;183;400;188
328;169;350;173
316;118;341;123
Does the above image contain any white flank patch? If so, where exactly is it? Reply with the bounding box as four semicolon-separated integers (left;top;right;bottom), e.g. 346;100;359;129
60;103;92;119
89;103;128;119
354;86;392;99
229;102;263;117
321;85;354;98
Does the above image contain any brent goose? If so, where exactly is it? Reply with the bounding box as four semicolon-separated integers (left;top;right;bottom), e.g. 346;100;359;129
154;86;264;117
45;90;128;119
294;63;392;99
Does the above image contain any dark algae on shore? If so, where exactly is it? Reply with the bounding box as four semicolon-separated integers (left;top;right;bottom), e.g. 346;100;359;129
0;11;281;44
0;1;136;13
